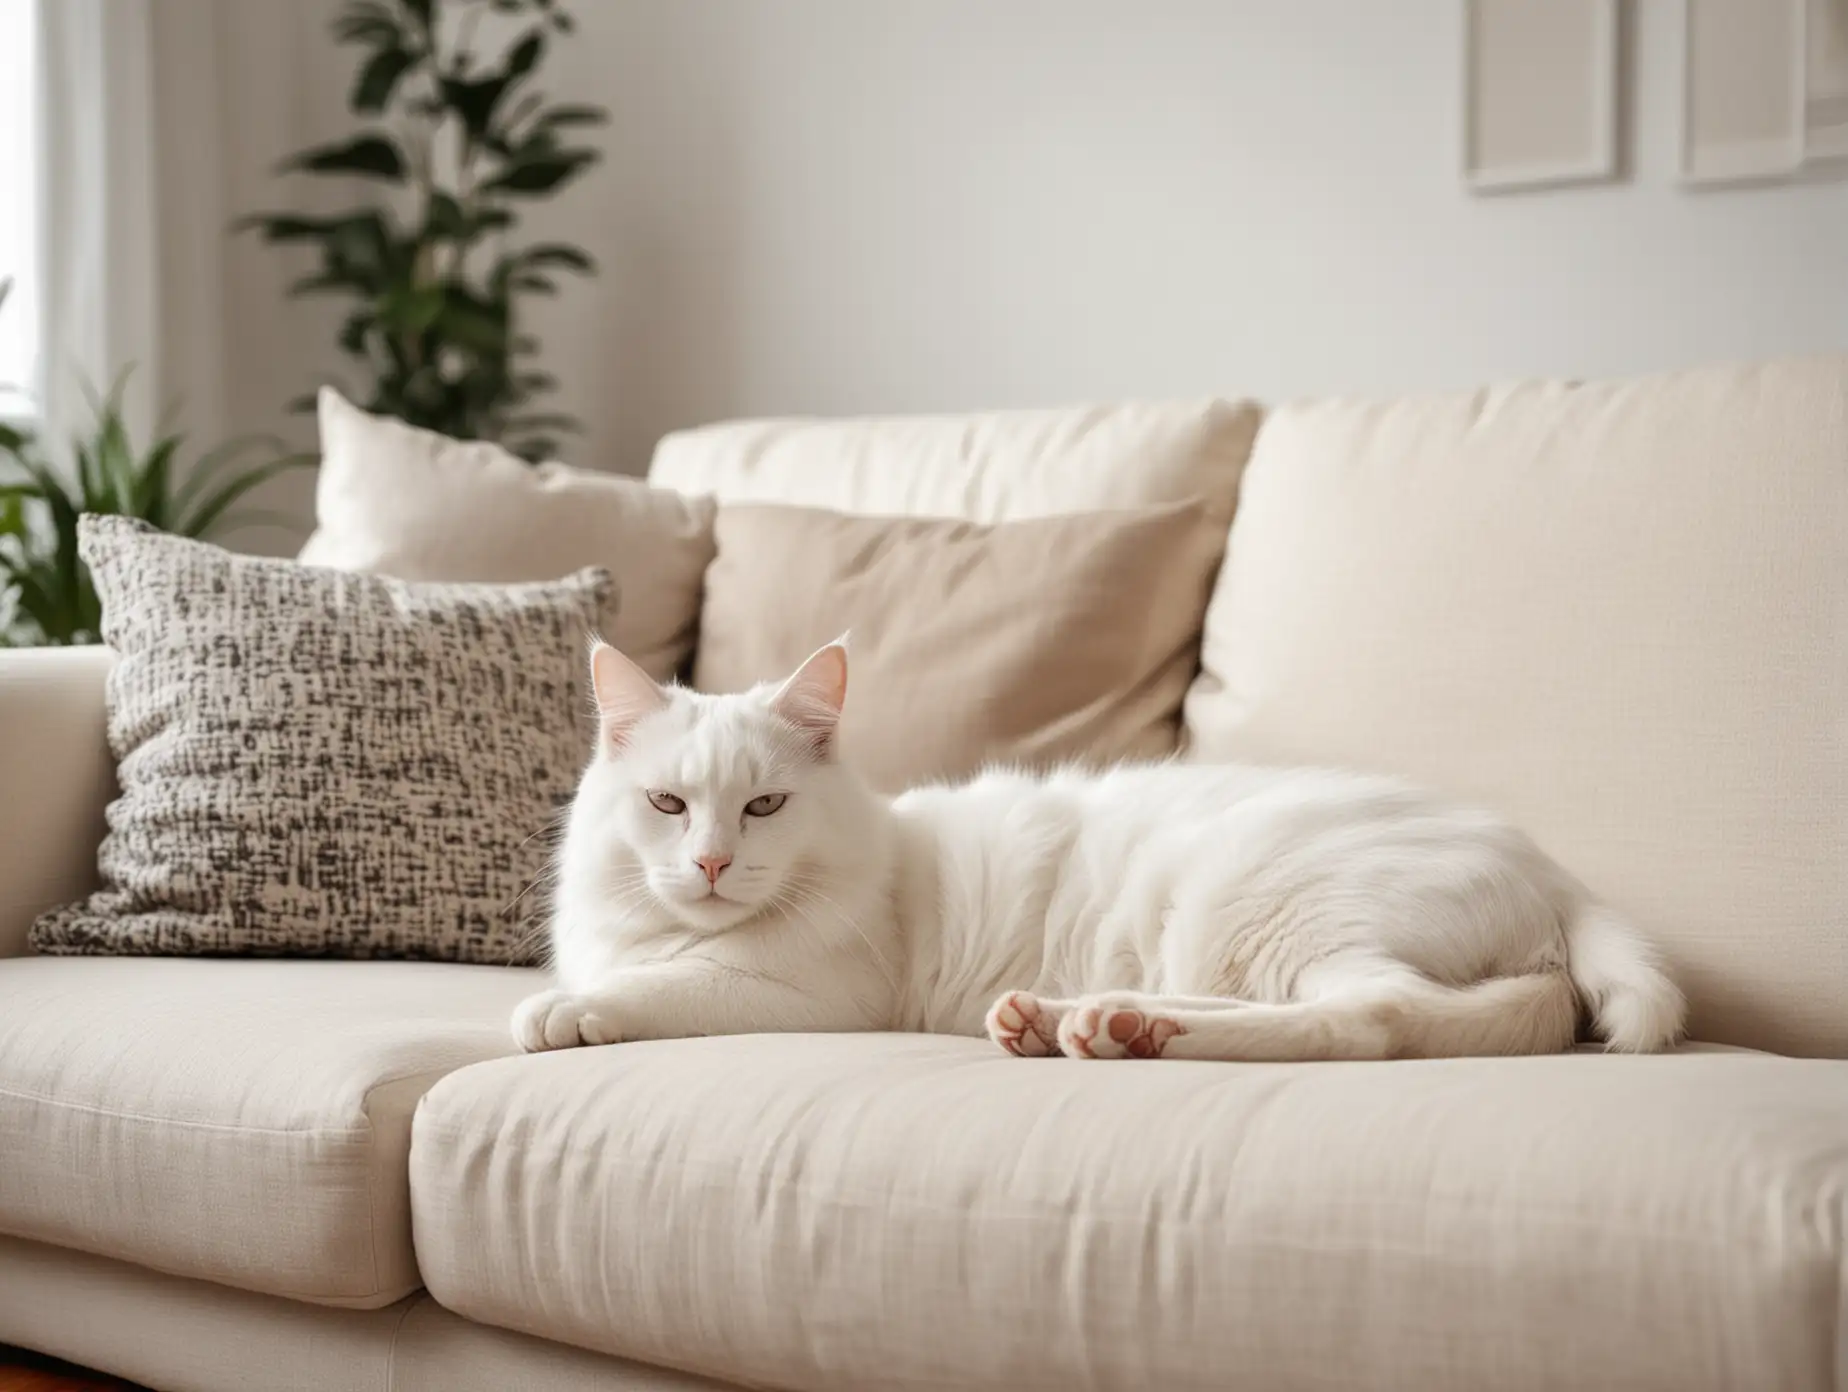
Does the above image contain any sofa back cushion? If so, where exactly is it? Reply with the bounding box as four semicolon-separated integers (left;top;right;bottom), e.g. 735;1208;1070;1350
695;499;1225;791
302;390;715;682
1184;356;1848;1057
648;399;1261;525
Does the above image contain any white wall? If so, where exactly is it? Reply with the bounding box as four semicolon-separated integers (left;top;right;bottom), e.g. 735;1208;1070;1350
198;0;1848;515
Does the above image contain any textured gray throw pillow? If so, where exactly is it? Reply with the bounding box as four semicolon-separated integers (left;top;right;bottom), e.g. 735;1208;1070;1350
30;516;608;963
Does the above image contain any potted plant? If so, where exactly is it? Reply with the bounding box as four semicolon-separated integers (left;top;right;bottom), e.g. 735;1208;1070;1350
242;0;607;462
0;280;314;646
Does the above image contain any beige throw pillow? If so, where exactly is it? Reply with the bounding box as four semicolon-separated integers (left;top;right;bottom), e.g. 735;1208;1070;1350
301;389;715;681
694;500;1225;791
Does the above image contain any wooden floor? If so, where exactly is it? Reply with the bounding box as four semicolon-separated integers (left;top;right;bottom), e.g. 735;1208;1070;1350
0;1348;145;1392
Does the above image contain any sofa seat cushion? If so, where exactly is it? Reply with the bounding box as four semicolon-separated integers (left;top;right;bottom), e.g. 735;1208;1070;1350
411;1034;1848;1392
0;956;537;1307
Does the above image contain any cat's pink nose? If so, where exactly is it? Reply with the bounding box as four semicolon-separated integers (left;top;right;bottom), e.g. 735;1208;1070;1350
696;853;732;887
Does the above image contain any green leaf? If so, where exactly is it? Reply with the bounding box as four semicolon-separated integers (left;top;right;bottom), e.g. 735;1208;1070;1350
0;490;28;539
422;197;514;244
132;436;183;528
517;242;594;272
3;563;67;643
338;309;374;356
288;271;365;298
442;74;512;144
282;135;407;181
237;214;339;243
376;284;446;337
72;439;103;513
334;15;401;47
534;103;607;130
172;433;295;514
433;288;510;355
481;149;599;196
320;211;401;291
424;192;468;238
511;273;556;294
352;45;416;112
176;452;317;540
334;2;402;45
504;30;545;86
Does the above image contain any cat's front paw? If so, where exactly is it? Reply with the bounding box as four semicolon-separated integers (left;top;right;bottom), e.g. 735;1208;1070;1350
985;990;1064;1057
512;989;624;1052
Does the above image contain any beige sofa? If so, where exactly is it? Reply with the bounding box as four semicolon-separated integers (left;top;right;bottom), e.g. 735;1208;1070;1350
2;356;1844;1392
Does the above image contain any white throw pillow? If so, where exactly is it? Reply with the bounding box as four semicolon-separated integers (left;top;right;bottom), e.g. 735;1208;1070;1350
302;390;715;681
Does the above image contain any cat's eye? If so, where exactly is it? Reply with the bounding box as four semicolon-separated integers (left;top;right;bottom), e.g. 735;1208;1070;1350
744;793;787;818
647;791;686;815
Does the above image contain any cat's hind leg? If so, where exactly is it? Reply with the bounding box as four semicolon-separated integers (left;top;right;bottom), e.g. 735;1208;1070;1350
1061;969;1578;1061
985;990;1075;1057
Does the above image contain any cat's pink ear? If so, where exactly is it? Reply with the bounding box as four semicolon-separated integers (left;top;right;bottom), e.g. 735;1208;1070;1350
590;641;668;752
772;636;849;758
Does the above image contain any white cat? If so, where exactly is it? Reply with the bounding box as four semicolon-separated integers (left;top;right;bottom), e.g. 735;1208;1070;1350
513;640;1686;1061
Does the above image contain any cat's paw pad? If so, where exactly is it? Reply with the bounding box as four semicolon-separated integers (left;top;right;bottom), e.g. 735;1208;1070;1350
1059;1000;1185;1060
985;990;1061;1057
512;990;623;1052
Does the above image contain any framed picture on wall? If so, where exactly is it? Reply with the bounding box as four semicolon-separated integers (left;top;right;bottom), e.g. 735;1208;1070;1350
1678;0;1807;184
1463;0;1621;193
1805;0;1848;162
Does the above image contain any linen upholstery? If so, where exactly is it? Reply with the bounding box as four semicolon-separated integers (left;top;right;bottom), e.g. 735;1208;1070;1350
1183;355;1848;1057
410;1032;1848;1392
303;389;716;682
0;957;540;1307
693;499;1226;790
648;398;1261;524
0;1236;736;1392
32;518;604;962
0;644;113;957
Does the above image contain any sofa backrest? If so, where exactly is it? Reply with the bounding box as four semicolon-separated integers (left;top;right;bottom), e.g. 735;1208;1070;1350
1184;355;1848;1057
648;365;1846;1058
648;399;1261;524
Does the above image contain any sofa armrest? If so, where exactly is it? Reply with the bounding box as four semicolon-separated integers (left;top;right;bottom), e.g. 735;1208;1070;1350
0;646;115;957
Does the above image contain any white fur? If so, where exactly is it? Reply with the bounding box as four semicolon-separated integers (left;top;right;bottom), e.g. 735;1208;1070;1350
514;642;1686;1061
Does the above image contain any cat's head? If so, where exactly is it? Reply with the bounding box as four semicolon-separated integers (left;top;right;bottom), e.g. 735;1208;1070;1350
568;637;879;933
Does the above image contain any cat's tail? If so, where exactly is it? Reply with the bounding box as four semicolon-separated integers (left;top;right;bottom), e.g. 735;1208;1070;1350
1563;904;1686;1052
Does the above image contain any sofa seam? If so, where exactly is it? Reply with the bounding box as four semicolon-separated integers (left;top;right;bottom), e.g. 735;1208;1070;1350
0;1084;374;1137
0;1222;421;1307
359;1066;466;1303
0;1058;498;1138
381;1294;420;1392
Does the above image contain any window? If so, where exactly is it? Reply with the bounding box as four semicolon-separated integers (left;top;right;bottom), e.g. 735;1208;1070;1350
0;0;36;414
